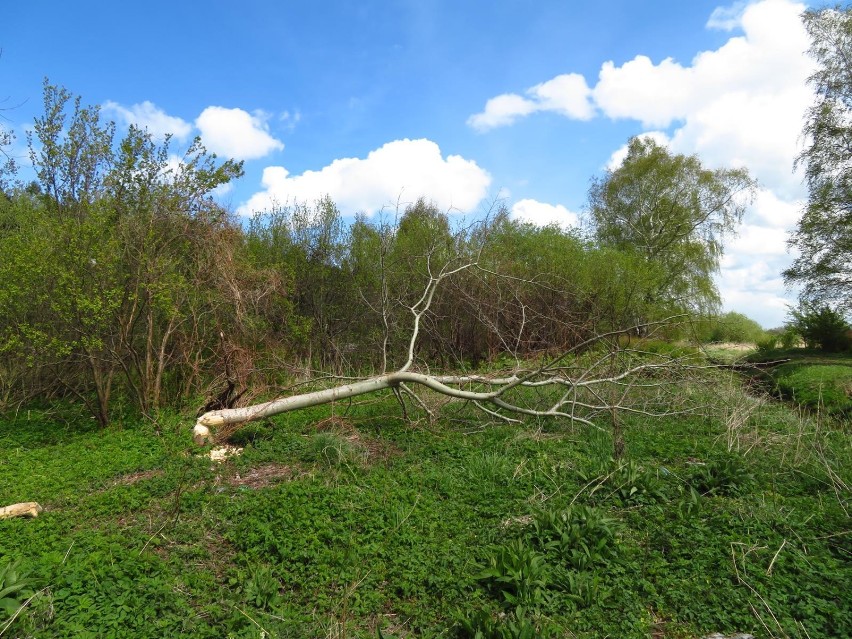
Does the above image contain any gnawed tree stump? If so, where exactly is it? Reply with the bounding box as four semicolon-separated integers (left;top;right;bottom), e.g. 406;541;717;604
0;502;43;520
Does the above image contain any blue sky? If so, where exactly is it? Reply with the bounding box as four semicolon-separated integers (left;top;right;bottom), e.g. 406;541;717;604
1;0;828;327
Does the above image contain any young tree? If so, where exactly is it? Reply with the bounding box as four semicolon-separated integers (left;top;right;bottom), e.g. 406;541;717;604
588;137;755;312
0;124;16;193
0;82;246;423
194;210;718;450
785;6;852;314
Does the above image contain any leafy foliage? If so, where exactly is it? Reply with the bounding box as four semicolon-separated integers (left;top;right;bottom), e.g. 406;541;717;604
1;373;850;637
0;559;39;619
475;540;550;608
786;6;852;313
689;453;754;496
588;136;755;311
703;311;767;344
788;303;851;352
530;505;618;571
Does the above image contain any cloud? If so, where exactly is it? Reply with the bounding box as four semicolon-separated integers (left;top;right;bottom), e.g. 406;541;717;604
279;110;301;132
605;131;671;170
238;138;491;216
102;100;193;142
467;73;593;131
510;199;579;229
749;188;803;229
195;106;284;160
707;1;750;31
467;94;539;131
469;0;812;195
468;0;812;326
718;259;793;328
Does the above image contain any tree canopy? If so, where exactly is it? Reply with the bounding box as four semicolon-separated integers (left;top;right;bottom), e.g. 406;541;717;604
588;137;755;312
0;82;759;426
785;5;852;314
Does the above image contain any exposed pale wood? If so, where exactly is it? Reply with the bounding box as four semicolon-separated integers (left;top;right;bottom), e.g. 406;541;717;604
0;502;43;520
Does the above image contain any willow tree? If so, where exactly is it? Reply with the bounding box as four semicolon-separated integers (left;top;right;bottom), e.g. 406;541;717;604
785;6;852;314
588;137;755;312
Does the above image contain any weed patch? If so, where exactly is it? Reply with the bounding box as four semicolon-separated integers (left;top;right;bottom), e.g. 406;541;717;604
1;376;849;638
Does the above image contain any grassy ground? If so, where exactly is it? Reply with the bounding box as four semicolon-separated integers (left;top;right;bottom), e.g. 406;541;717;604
1;368;850;638
746;347;852;416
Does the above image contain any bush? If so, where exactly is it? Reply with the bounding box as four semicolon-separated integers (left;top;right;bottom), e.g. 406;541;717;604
788;304;852;352
705;311;766;344
779;328;799;349
755;334;778;353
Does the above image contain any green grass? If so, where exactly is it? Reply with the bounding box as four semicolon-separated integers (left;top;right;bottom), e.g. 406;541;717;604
748;348;852;416
772;363;852;415
0;377;849;638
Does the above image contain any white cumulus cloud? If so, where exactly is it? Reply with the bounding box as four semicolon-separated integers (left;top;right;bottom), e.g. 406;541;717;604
470;0;812;196
467;0;813;326
238;138;491;216
510;199;579;229
467;73;593;132
102;100;193;142
195;106;284;160
707;1;749;31
605;131;672;170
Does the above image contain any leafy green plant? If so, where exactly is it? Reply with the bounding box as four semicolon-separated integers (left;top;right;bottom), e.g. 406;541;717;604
550;568;603;607
579;459;666;506
458;607;551;639
307;431;358;467
466;451;513;487
476;540;550;608
241;564;281;610
690;454;753;496
0;559;38;620
676;486;702;519
530;505;618;570
788;303;851;352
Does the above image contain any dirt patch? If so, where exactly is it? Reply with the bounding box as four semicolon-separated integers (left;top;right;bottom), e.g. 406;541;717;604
226;463;295;489
315;415;358;434
210;445;243;462
316;416;404;463
112;469;164;486
711;342;757;351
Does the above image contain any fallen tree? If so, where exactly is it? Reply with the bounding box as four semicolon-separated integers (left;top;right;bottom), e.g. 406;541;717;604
193;243;716;450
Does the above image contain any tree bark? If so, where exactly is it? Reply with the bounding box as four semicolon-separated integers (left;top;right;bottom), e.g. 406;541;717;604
0;502;43;520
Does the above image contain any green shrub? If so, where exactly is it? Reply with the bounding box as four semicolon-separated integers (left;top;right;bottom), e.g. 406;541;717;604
788;304;851;352
706;311;766;344
779;328;799;349
755;334;778;353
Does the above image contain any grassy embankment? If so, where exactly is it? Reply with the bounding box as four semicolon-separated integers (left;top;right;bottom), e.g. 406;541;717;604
1;348;849;638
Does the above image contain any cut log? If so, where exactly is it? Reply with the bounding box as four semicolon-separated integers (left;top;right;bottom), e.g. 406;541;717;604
0;502;43;520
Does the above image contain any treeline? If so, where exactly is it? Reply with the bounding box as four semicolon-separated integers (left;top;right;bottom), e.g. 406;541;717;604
0;85;734;426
